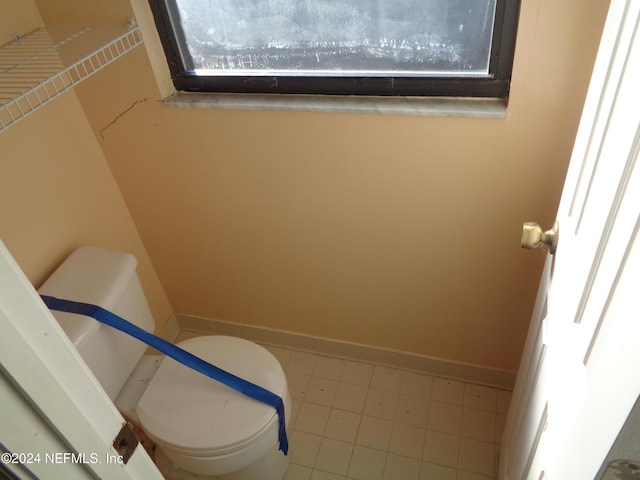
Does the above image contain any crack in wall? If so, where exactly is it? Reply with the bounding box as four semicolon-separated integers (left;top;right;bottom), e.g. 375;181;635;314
99;97;151;142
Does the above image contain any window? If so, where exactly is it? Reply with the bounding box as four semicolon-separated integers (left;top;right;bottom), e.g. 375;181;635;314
148;0;521;98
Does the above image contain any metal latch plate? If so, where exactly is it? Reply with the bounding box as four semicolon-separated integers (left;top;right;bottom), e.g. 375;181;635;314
112;421;138;464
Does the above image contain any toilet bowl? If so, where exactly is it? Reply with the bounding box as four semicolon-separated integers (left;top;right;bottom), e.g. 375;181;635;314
38;247;290;480
123;335;291;479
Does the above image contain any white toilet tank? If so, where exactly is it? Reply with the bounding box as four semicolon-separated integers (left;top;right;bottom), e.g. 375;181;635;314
39;246;155;400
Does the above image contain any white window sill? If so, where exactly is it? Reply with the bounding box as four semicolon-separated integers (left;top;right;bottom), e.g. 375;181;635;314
163;92;507;118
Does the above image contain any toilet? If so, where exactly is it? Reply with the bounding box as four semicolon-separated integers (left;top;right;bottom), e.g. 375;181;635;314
38;246;291;480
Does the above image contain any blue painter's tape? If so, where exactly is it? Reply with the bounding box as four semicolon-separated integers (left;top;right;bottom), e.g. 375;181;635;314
40;295;288;455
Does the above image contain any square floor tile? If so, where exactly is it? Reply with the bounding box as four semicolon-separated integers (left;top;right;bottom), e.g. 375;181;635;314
364;388;398;420
370;366;403;392
458;437;495;476
290;399;301;428
431;378;465;405
314;357;346;381
456;470;494;480
497;390;513;415
341;361;373;386
463;384;497;412
356;416;393;451
348;446;387;480
400;372;433;399
419;461;457;480
314;438;353;476
383;453;421;480
333;382;368;413
388;423;425;459
305;377;339;407
310;470;346;480
288;372;312;401
395;394;429;427
288;351;320;375
461;408;496;443
423;430;459;468
296;403;331;435
427;401;462;435
284;463;313;480
324;409;361;443
290;430;322;467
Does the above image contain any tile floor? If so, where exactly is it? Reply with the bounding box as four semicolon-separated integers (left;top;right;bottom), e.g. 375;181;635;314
262;345;511;480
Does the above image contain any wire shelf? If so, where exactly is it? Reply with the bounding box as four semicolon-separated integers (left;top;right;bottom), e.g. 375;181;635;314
0;25;143;132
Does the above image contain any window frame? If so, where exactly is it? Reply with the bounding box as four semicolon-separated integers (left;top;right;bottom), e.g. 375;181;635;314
148;0;521;99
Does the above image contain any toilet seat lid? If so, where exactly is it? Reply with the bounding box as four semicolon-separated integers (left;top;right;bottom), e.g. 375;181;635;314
136;336;286;453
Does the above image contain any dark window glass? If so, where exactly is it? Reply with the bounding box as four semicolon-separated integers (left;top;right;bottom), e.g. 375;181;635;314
149;0;521;97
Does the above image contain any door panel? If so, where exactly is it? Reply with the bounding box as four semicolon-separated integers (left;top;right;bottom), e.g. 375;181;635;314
500;0;640;478
0;241;164;480
503;256;550;480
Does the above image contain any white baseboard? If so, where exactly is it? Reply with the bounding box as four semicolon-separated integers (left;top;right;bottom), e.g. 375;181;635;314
145;314;181;356
158;313;181;342
170;313;516;390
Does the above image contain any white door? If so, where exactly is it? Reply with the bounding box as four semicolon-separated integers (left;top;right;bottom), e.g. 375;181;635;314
0;240;164;480
499;0;640;478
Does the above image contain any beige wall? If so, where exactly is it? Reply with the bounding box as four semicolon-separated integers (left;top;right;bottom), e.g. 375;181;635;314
33;0;609;373
0;0;173;330
0;0;42;45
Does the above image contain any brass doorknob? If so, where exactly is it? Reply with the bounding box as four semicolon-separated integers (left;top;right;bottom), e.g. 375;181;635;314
521;221;559;254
